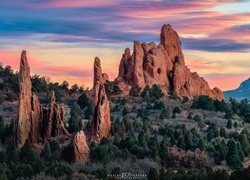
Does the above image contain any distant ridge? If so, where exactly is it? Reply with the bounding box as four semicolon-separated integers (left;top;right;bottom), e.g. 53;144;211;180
224;77;250;101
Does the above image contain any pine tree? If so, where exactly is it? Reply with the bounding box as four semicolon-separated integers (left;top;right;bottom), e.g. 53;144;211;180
40;143;52;161
239;133;250;156
159;139;169;167
7;138;19;163
226;119;232;129
147;168;159;180
20;140;36;164
226;139;243;168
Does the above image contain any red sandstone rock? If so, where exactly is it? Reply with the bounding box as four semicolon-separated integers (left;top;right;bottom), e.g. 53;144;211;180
15;50;32;148
114;24;224;100
43;91;69;140
30;93;42;144
74;130;89;162
92;57;111;141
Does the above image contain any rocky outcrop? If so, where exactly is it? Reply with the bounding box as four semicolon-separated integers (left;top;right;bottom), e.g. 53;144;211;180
42;91;69;140
14;50;69;148
74;131;89;162
30;93;42;144
92;57;111;141
15;51;42;148
115;24;224;100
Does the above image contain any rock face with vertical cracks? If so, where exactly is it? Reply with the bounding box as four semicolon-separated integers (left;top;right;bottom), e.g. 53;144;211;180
42;91;69;140
115;24;224;100
14;50;42;148
92;57;111;141
14;51;69;148
74;130;89;162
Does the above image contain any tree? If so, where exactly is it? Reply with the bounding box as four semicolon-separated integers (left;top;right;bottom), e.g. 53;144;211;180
84;102;93;119
154;101;165;110
77;91;91;109
182;96;189;103
68;103;83;133
70;84;79;93
60;80;69;91
45;161;73;178
141;85;150;98
31;75;48;93
129;85;141;97
147;168;159;180
192;96;215;111
40;143;52;161
20;140;36;164
226;119;233;129
0;116;4;141
226;139;243;168
61;141;75;163
220;127;227;138
151;84;164;100
160;107;171;120
6;139;19;163
13;164;34;179
239;133;250;156
159;139;169;167
173;107;181;118
197;138;205;151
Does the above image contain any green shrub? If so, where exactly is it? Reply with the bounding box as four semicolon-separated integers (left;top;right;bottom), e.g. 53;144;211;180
129;85;141;97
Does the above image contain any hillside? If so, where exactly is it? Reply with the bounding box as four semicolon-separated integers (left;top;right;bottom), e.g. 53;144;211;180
224;78;250;101
1;62;250;179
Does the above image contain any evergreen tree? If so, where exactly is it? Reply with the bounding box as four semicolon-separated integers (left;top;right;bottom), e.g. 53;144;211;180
147;168;159;180
61;141;75;163
20;140;36;164
160;107;170;120
40;143;52;161
77;91;91;109
226;139;243;168
6;138;19;163
159;139;169;167
0;116;4;141
239;133;250;156
226;119;233;129
68;102;82;133
220;127;227;138
84;102;93;119
197;138;205;151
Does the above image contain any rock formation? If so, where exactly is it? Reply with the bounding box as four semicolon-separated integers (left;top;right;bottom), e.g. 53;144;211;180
92;57;111;141
42;91;69;140
115;24;224;100
15;50;42;148
14;50;69;148
30;93;42;144
74;131;89;162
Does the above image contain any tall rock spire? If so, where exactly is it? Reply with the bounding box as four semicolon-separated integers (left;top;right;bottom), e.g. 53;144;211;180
92;57;111;141
15;50;32;148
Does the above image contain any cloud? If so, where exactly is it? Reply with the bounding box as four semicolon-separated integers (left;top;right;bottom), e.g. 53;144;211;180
182;38;250;52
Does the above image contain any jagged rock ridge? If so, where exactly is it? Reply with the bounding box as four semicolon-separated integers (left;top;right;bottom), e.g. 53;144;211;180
115;24;224;100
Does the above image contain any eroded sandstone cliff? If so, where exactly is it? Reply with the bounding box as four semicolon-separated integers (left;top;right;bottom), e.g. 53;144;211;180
115;24;224;100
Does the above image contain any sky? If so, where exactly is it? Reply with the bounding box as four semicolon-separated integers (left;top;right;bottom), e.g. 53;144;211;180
0;0;250;91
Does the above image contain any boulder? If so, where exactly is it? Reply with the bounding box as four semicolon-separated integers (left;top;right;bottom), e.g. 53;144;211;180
74;130;89;162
